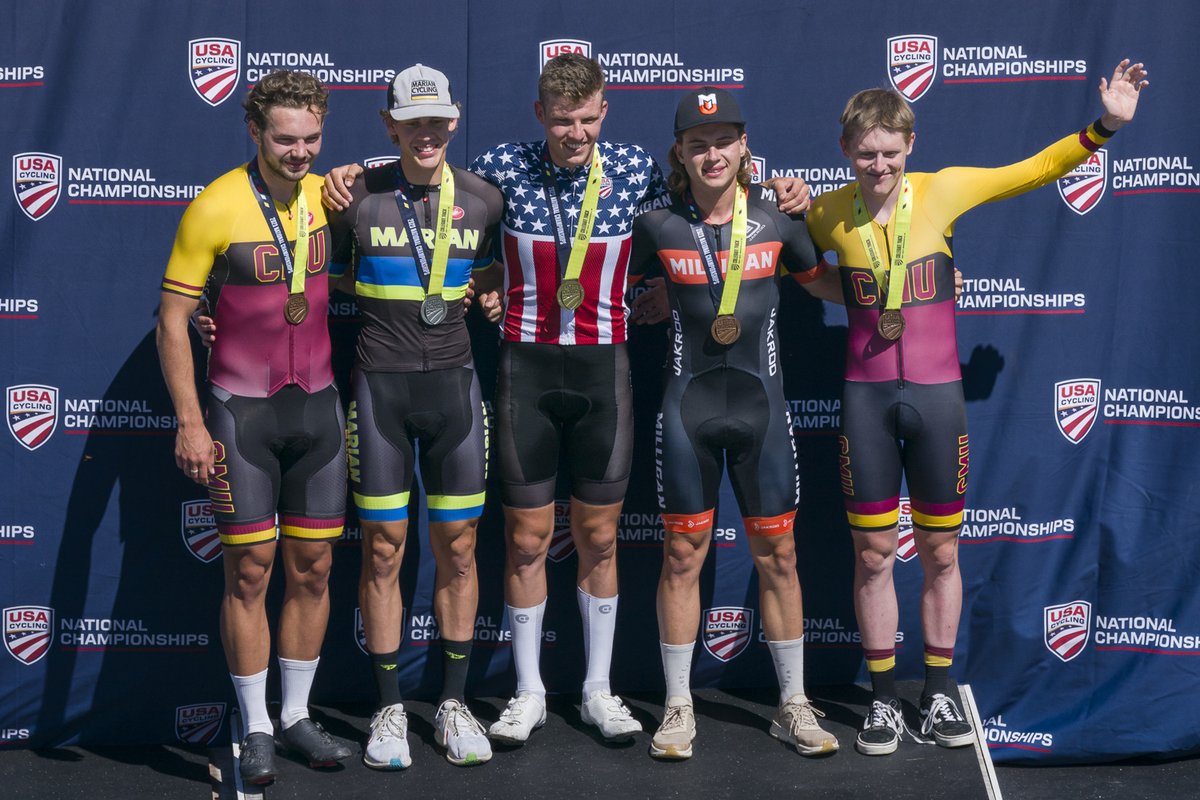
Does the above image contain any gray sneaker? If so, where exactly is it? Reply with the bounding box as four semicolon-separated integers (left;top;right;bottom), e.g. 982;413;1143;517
770;695;839;756
649;698;695;760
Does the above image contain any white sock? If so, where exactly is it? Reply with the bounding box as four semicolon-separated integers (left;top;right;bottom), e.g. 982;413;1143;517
767;636;808;704
230;669;272;736
660;641;695;703
508;601;546;697
278;656;319;728
578;588;618;698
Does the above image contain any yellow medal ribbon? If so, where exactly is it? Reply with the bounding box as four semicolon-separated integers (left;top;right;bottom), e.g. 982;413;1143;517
287;184;310;295
562;144;603;288
851;175;912;312
715;184;748;317
425;165;455;299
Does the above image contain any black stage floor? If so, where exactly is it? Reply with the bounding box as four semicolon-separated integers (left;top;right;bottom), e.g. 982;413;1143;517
1;684;1194;800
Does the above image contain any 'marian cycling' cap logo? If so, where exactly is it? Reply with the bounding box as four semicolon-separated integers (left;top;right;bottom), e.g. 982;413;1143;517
189;38;241;107
1058;149;1107;215
1054;379;1101;444
887;35;938;101
702;606;753;662
1044;600;1090;662
539;39;592;71
13;153;61;221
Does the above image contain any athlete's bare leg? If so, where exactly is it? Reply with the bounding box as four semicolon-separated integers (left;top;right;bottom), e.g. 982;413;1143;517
656;529;710;644
429;519;480;641
220;540;278;674
359;519;409;653
503;503;553;607
852;527;900;651
277;538;334;660
570;498;622;598
750;533;804;642
914;529;962;649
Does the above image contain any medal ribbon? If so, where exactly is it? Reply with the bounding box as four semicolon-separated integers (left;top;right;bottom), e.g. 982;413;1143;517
392;163;455;299
540;144;603;287
684;185;748;316
851;176;911;312
247;159;310;296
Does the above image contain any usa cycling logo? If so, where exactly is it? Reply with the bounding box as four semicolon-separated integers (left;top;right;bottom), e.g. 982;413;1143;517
750;156;766;185
887;36;938;101
702;606;753;662
4;606;53;666
1055;379;1101;444
1058;149;1106;215
1045;600;1090;662
7;384;58;451
546;501;576;563
13;153;62;221
181;500;221;563
539;39;592;70
189;38;241;106
175;703;225;745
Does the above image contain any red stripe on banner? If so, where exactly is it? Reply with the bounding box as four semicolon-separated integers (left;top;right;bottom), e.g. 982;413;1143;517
1113;188;1200;196
1096;646;1200;656
944;76;1087;84
988;742;1054;752
69;199;190;206
960;535;1075;544
606;84;744;91
64;430;174;436
957;309;1085;315
0;314;39;319
0;82;45;87
1105;419;1200;428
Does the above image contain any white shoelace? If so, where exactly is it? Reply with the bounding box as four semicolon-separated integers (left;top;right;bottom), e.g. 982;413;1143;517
920;694;964;736
658;704;692;735
373;706;408;740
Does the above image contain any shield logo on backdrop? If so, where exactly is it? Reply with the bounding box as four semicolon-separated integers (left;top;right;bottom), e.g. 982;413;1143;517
896;497;917;562
1058;149;1107;215
1054;379;1101;444
12;153;62;222
181;500;221;563
7;384;58;451
1044;601;1091;662
176;703;226;744
363;156;397;170
354;608;368;654
4;606;54;665
539;39;592;70
546;501;576;562
702;606;753;662
189;38;241;107
750;156;766;185
887;35;938;101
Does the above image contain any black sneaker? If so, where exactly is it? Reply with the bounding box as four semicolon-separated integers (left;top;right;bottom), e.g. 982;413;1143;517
279;718;353;767
855;699;903;756
920;693;974;748
238;731;277;785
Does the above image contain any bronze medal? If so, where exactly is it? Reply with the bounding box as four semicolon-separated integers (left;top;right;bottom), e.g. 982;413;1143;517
557;278;584;310
284;293;309;325
420;294;448;326
710;315;741;346
877;309;905;341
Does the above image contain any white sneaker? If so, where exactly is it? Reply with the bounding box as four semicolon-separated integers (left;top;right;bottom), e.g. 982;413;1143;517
363;703;411;770
770;695;839;756
434;699;492;766
649;698;695;760
487;692;547;745
581;691;642;742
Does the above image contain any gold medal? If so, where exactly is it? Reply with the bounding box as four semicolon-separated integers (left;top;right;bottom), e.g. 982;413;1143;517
711;314;741;345
557;278;584;310
420;294;448;326
284;293;309;325
877;309;905;341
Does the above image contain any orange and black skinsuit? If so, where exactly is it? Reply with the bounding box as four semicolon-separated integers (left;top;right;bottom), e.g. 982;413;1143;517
806;122;1113;533
162;164;345;546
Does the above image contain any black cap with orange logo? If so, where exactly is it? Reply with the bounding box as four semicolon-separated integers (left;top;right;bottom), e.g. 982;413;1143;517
673;87;745;135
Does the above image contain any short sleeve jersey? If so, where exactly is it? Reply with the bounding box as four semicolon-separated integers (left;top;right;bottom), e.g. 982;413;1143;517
161;165;333;398
631;185;822;378
806;124;1111;385
328;163;502;372
469;141;668;345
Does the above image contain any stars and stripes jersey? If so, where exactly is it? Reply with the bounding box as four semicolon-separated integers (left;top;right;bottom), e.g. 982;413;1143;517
469;140;667;345
328;164;503;372
806;122;1112;385
161;165;333;398
630;185;823;379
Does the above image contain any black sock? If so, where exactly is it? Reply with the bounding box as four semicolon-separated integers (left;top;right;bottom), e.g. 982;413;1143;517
870;667;898;704
923;664;952;701
371;649;403;708
440;639;473;704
